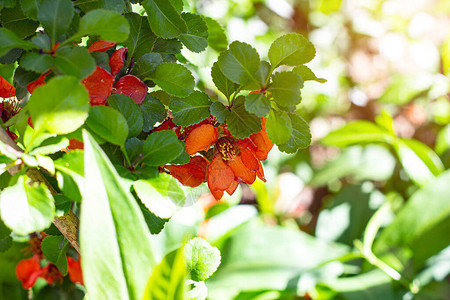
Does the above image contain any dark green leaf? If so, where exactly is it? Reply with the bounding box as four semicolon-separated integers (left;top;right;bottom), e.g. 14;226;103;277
90;51;110;72
169;147;189;165
31;31;51;50
170;91;211;126
54;194;71;215
244;92;270;117
37;0;74;43
203;17;228;52
139;202;169;235
269;71;303;107
268;33;315;68
81;130;155;300
0;219;11;240
20;0;40;20
0;5;40;39
184;237;221;282
74;0;125;14
0;61;15;84
140;94;166;132
210;101;229;123
75;9;130;42
0;28;39;57
142;0;187;39
0;0;15;8
150;62;194;97
132;53;163;81
54;46;96;79
19;52;53;73
211;61;238;100
321;121;392;147
28;76;90;135
255;61;271;85
278;114;311;153
124;13;157;61
0;236;12;253
108;94;144;138
41;235;69;275
266;109;292;145
85;105;128;146
226;96;261;138
152;38;182;62
217;41;260;88
179;13;208;53
142;130;184;166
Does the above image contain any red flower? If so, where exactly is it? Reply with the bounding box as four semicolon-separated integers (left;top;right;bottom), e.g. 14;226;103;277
0;76;15;98
15;255;44;289
165;156;208;187
88;40;116;53
109;47;127;76
112;74;147;105
81;66;115;105
27;71;51;94
67;256;83;285
184;124;218;155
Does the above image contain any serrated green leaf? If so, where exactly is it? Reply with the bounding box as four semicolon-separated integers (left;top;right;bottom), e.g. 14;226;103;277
19;52;53;73
132;53;163;81
269;71;303;107
170;91;211;126
152;38;183;62
293;65;326;83
81;130;155;300
142;0;187;39
21;0;40;20
38;0;74;44
0;175;55;236
74;0;125;13
140;94;167;132
211;61;238;100
31;31;51;50
75;9;130;42
184;237;221;282
210;101;229;123
266;110;292;145
0;5;39;39
217;41;260;88
0;28;39;57
203;17;228;52
124;13;157;61
85;105;128;146
0;219;11;240
268;33;315;68
150;62;194;97
54;46;96;80
278;114;311;153
41;235;69;275
179;13;208;53
134;173;185;219
108;94;144;138
142;130;184;166
245;92;271;117
28;76;90;135
226;96;261;138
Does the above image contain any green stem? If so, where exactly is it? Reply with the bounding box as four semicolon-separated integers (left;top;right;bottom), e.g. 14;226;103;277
121;146;132;167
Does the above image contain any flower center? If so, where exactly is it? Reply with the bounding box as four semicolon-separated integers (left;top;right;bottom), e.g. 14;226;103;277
216;137;237;160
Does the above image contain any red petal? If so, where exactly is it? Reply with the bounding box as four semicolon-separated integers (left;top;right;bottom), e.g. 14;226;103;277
88;40;116;53
249;118;273;161
238;144;259;171
185;124;218;155
27;71;51;94
0;76;15;98
226;155;256;184
226;180;239;195
82;66;114;106
109;47;127;76
165;156;208;187
15;256;44;289
207;156;234;200
256;161;266;182
67;256;84;285
112;75;147;104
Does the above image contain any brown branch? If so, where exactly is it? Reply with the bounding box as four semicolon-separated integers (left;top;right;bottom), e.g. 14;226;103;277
0;127;80;254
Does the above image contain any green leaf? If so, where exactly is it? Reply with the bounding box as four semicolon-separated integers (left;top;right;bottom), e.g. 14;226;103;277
0;62;16;84
268;33;315;68
211;61;238;100
293;65;326;83
140;94;167;132
124;13;157;61
142;0;187;39
54;46;96;80
321;121;393;147
210;101;229;123
37;0;74;44
0;236;12;253
150;62;194;97
226;96;261;138
74;0;125;14
75;9;130;42
133;173;185;219
54;151;84;202
132;53;163;81
0;219;11;240
0;5;39;39
379;75;431;105
217;41;260;88
19;52;53;74
269;71;303;107
0;0;15;8
0;28;39;57
28;76;90;135
54;194;71;215
20;0;40;20
435;124;450;156
179;13;208;53
0;175;55;236
85;105;128;146
142;247;186;300
108;94;144;138
139;202;169;235
170;91;211;126
184;237;221;282
152;38;182;61
81;130;155;300
203;17;228;52
41;236;69;275
266;109;292;145
244;92;271;117
142;130;184;166
278;114;311;153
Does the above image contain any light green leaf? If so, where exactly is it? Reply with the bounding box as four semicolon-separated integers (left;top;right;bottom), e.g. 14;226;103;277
211;61;238;100
0;176;55;236
133;173;185;219
132;53;163;81
140;94;167;132
41;235;69;275
244;92;271;117
184;237;221;282
38;0;74;43
54;46;96;80
293;65;326;83
19;52;53;74
81;130;155;300
226;96;261;138
435;124;450;156
85;106;128;146
0;28;39;57
379;75;432;105
142;130;185;166
210;101;229;123
268;33;315;68
108;94;144;138
170;91;211;126
269;71;303;107
150;62;194;97
75;9;130;42
266;110;292;145
179;13;208;53
142;0;187;39
278;114;311;153
203;17;228;52
124;13;157;60
28;76;90;135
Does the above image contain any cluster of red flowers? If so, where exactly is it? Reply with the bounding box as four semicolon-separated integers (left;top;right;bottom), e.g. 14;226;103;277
162;117;274;200
15;233;83;289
